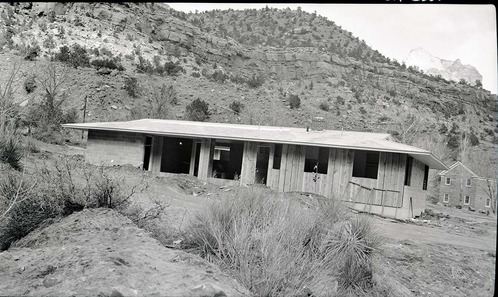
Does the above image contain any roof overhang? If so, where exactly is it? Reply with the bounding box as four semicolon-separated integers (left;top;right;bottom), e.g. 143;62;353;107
63;119;449;170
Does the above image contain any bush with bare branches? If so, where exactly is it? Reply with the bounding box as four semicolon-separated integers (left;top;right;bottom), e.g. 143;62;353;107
0;156;161;251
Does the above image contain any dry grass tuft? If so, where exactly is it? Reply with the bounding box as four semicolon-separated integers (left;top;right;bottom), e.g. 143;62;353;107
184;186;381;296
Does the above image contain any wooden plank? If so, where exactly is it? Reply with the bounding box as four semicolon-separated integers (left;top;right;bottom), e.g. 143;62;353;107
396;154;407;207
267;144;275;188
150;136;164;173
278;144;288;192
197;138;212;181
295;145;306;192
342;149;354;197
241;141;258;185
188;140;198;175
325;148;336;198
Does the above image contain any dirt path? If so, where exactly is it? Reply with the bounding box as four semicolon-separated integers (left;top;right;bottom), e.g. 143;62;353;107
375;217;496;252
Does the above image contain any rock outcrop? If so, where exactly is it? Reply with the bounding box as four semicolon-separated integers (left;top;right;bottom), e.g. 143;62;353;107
404;47;482;85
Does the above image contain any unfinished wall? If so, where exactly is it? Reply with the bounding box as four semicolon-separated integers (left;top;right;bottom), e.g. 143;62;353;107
86;130;145;167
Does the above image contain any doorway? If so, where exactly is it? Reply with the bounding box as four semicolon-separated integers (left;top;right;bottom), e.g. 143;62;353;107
255;145;270;184
143;136;152;170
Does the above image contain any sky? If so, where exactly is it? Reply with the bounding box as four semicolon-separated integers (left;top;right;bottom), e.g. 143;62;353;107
167;3;497;94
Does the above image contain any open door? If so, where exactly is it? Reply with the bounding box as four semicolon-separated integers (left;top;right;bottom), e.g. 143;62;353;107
255;145;270;184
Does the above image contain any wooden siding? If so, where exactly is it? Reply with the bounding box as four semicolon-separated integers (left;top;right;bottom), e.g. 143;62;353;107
302;172;328;196
197;138;214;181
328;148;354;198
149;136;163;173
277;144;306;192
241;141;258;185
410;158;426;189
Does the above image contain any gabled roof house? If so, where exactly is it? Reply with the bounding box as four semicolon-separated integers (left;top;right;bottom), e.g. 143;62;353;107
438;161;495;212
63;119;448;219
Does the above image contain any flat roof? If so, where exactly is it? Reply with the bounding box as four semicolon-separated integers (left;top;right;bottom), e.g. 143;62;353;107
62;119;448;170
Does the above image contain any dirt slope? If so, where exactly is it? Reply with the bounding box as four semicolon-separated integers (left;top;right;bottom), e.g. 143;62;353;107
0;208;250;297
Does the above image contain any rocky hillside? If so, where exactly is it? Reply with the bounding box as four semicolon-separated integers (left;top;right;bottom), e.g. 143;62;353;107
404;48;482;86
0;2;496;169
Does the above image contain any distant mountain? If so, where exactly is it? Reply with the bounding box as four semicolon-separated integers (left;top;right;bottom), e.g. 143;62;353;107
404;48;482;86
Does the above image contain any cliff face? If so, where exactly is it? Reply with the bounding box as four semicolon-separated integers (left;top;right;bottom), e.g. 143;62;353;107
404;48;482;85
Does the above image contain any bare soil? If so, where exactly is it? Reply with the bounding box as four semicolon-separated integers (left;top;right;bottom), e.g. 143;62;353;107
0;208;249;297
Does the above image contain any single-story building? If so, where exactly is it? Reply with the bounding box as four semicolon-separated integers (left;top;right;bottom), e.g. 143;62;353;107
62;118;448;219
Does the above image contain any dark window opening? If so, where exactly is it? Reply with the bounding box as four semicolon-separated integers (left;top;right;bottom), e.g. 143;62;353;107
273;144;282;170
193;142;201;177
143;136;152;171
160;137;193;174
404;156;413;186
423;165;429;190
304;146;329;174
352;151;379;179
211;141;244;180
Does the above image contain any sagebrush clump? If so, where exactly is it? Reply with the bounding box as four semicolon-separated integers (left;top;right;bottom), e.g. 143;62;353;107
185;187;381;296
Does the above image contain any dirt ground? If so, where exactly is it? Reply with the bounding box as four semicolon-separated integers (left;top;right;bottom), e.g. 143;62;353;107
0;208;250;297
2;142;496;296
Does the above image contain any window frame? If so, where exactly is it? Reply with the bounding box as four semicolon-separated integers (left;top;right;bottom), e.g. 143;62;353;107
466;178;472;187
464;195;470;205
352;151;380;180
445;177;451;185
485;198;491;208
304;146;329;174
443;193;449;203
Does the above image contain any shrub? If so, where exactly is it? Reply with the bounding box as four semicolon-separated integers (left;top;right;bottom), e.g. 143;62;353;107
211;70;228;83
90;58;125;71
68;44;90;68
54;45;70;62
54;44;90;68
186;98;210;121
288;93;301;109
319;101;330;111
184;187;381;296
359;106;367;114
0;156;151;250
468;132;480;146
24;45;41;61
0;136;23;171
336;96;345;105
136;55;154;74
229;100;244;114
24;75;37;93
247;73;265;88
191;71;200;78
124;77;139;98
0;173;59;250
163;61;183;76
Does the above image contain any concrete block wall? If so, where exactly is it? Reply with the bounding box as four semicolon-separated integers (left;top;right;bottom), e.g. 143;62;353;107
86;130;145;167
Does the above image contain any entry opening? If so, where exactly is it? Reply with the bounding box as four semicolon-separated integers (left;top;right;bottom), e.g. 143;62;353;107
143;136;152;171
256;145;270;184
212;140;244;180
160;137;193;174
193;142;201;177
